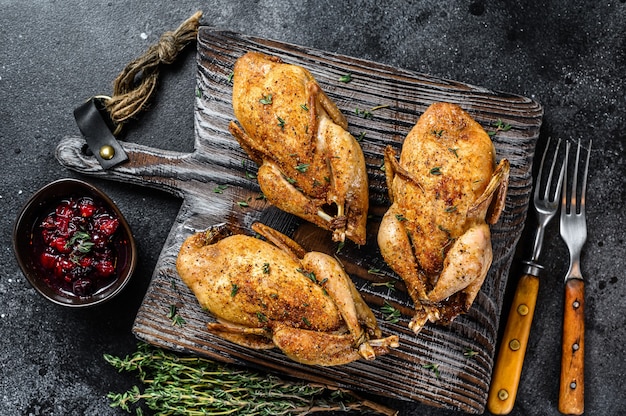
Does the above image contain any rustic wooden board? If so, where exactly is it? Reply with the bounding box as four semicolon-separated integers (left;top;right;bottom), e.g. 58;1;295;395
55;28;543;413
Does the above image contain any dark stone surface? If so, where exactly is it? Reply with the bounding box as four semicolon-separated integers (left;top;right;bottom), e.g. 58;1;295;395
1;1;624;415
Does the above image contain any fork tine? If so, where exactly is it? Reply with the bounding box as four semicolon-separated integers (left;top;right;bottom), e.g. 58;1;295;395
570;141;580;214
562;141;571;213
580;140;592;215
535;137;562;202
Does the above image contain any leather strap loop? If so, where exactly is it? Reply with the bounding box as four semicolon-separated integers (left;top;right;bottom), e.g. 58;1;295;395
73;97;128;169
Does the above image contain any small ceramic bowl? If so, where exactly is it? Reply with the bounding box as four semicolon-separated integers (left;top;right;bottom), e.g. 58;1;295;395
13;178;137;307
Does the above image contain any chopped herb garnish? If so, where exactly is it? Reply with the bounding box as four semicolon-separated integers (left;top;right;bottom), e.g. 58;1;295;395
256;311;268;323
445;205;457;213
302;316;312;326
297;268;317;283
371;281;396;291
295;163;309;173
339;74;353;83
259;94;273;105
368;268;385;276
355;108;372;119
449;147;459;158
300;103;309;111
213;184;228;194
237;200;249;208
356;132;366;142
336;241;345;254
488;119;512;137
430;166;442;175
381;301;401;324
395;214;407;222
230;283;239;297
167;305;186;327
432;129;444;137
227;72;234;83
262;263;270;274
422;363;441;378
277;116;286;129
195;88;201;98
464;347;478;358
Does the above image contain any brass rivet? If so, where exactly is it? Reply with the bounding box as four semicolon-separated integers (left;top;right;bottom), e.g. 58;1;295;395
517;304;529;316
99;145;115;160
570;381;577;389
509;339;521;351
498;389;509;401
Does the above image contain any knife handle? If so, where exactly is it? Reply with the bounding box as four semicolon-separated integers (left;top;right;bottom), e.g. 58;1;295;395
559;278;585;415
487;274;539;415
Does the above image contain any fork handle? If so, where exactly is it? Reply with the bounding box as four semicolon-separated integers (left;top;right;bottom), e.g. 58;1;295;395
487;273;539;415
559;278;585;415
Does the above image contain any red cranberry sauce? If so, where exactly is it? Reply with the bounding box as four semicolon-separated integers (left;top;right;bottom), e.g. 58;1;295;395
34;196;122;297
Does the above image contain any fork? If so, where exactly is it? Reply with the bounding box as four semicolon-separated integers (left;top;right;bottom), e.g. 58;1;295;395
558;139;591;415
488;137;564;415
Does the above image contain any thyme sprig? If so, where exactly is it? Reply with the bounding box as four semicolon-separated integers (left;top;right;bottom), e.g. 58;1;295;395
105;343;396;415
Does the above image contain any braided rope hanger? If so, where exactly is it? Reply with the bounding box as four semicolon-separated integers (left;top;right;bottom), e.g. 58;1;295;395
104;11;203;136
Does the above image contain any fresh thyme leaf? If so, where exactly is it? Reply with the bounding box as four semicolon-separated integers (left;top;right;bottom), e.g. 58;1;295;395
230;283;239;297
368;268;385;276
422;363;441;378
339;73;353;83
356;132;366;142
449;147;459;158
381;301;401;324
213;184;228;193
68;231;94;254
464;347;478;358
295;163;309;173
256;311;268;323
300;103;309;111
277;116;286;129
336;241;345;254
395;214;407;222
262;263;270;274
430;166;442;175
227;71;234;83
355;107;372;119
445;205;457;213
488;119;512;137
297;268;317;283
167;305;186;327
259;94;273;105
237;200;249;208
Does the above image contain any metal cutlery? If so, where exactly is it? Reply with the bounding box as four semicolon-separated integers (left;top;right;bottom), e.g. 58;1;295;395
488;137;565;415
558;139;591;415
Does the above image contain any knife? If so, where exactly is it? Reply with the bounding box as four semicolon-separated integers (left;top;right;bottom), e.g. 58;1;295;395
487;138;565;415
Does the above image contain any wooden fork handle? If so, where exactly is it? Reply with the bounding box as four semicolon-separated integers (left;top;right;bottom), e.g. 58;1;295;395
559;278;585;415
487;273;539;415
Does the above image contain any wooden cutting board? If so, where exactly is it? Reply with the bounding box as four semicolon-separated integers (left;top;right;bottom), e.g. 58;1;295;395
56;28;542;413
